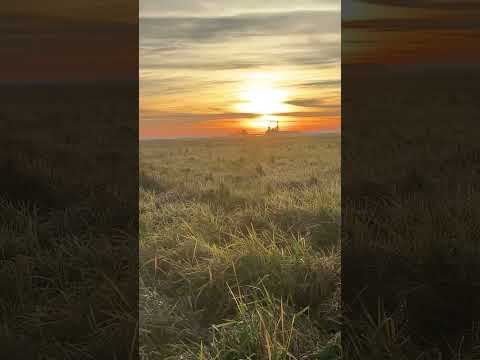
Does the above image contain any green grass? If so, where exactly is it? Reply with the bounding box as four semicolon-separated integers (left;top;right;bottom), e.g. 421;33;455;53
139;134;341;359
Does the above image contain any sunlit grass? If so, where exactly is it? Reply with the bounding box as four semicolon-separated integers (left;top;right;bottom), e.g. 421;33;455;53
139;135;341;359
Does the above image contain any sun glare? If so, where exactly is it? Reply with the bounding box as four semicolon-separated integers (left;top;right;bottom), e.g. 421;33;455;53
235;73;290;116
236;87;289;115
248;115;278;130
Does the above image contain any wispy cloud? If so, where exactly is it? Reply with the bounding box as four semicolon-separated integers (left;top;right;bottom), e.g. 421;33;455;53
141;11;339;42
298;80;341;88
286;98;340;109
140;0;340;17
142;111;259;122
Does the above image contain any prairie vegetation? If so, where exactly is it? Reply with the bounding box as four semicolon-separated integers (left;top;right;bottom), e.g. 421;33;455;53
139;134;341;359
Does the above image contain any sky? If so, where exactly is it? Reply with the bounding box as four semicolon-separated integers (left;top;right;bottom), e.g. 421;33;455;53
343;0;480;65
140;0;341;138
1;0;137;82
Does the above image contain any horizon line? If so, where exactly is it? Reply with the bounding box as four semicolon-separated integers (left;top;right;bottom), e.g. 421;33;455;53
140;129;341;141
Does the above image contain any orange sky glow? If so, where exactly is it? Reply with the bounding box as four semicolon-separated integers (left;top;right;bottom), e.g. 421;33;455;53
140;1;340;138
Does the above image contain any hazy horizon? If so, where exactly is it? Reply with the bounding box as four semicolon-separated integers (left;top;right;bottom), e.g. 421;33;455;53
140;129;341;141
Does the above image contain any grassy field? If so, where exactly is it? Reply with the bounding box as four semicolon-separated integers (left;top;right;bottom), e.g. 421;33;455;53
139;134;341;359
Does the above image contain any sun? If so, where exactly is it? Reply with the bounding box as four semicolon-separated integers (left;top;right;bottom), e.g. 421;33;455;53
236;87;289;115
235;73;290;115
235;73;291;131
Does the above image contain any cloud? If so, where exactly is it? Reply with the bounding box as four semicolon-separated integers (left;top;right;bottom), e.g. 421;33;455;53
142;61;266;71
286;99;340;108
140;0;340;17
141;111;258;123
297;80;341;88
140;11;340;73
140;109;340;124
141;77;241;98
276;110;340;118
140;11;339;43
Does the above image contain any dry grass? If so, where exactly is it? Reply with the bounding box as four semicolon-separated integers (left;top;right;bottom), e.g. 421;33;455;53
139;134;341;359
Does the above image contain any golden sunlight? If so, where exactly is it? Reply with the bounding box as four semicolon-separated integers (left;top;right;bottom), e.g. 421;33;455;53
235;73;291;116
236;87;289;115
247;115;279;130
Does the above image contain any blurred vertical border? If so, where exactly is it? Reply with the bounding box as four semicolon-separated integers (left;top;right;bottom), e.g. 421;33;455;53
342;1;480;358
0;1;139;358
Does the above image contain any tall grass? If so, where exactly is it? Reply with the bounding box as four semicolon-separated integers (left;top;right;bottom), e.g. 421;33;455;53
139;135;341;359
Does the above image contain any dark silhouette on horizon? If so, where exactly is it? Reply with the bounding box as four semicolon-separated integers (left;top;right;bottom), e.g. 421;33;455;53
265;119;280;135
